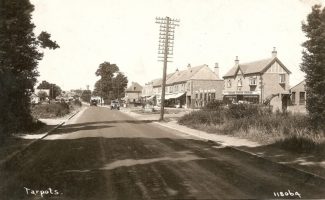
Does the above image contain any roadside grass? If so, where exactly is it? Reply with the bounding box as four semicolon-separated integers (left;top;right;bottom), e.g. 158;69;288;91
0;100;82;163
32;102;70;118
178;103;325;154
272;135;325;154
31;100;82;119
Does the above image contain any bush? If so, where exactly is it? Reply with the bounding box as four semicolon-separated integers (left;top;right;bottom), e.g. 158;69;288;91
222;113;310;135
227;104;257;119
71;99;82;107
203;100;225;111
178;110;224;126
226;104;271;119
31;102;70;118
273;135;325;154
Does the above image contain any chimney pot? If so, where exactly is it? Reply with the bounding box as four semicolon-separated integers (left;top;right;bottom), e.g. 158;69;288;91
187;63;191;68
214;62;220;79
235;56;239;65
272;47;277;57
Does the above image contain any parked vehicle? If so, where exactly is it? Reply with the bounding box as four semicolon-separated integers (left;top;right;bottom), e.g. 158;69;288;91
90;99;98;106
110;100;120;110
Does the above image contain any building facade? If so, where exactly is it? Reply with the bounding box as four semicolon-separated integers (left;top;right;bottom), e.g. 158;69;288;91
144;64;224;108
288;80;307;113
223;48;291;111
125;82;143;104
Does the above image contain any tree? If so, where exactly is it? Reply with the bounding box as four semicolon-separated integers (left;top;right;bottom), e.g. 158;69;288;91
94;62;128;103
37;80;62;99
81;90;92;102
72;89;83;97
0;0;59;136
37;31;60;49
301;5;325;130
37;91;48;101
113;72;128;99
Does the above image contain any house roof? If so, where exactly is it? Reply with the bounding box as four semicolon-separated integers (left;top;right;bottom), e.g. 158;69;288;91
223;57;291;78
166;65;204;84
125;82;143;92
152;73;175;87
150;64;220;87
290;80;306;90
166;65;220;85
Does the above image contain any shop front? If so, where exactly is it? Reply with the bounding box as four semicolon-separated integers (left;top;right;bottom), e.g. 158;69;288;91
156;92;186;108
223;91;260;104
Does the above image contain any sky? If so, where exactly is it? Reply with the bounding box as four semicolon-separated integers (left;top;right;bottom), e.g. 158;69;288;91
30;0;325;91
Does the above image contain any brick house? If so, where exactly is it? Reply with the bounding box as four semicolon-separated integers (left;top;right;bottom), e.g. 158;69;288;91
288;80;307;113
144;64;224;108
223;48;291;111
125;82;143;104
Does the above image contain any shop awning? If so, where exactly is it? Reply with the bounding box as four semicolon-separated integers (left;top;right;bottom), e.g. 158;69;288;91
172;92;185;99
164;92;185;100
147;95;156;100
164;94;174;100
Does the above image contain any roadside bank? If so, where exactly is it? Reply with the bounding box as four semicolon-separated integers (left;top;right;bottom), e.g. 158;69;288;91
0;106;86;166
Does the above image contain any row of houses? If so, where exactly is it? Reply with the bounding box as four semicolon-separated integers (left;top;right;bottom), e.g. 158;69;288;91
125;47;307;112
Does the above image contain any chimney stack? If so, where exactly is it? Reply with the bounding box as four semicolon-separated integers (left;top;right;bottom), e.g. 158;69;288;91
235;56;239;65
272;47;277;58
214;62;219;79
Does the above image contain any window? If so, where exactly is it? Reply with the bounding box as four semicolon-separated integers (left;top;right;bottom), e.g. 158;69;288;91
187;82;191;91
226;80;232;88
211;93;215;100
195;94;198;99
279;74;286;83
299;92;305;105
291;92;296;104
249;78;257;86
237;79;242;87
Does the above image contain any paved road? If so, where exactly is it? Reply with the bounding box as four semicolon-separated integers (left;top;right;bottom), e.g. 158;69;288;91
1;106;325;199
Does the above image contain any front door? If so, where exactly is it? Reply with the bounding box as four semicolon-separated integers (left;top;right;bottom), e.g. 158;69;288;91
282;94;289;112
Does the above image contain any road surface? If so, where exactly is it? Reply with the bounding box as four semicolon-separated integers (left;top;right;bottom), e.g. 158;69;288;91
1;106;325;199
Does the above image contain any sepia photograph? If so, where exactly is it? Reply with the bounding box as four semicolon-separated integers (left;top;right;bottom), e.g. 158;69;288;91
0;0;325;199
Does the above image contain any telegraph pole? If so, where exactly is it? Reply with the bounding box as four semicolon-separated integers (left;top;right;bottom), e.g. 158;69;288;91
155;16;179;121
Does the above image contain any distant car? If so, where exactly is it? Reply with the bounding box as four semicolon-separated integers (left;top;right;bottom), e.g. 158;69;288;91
90;99;98;106
110;100;120;110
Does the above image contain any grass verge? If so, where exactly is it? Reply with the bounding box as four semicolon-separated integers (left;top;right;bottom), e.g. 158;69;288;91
178;104;325;153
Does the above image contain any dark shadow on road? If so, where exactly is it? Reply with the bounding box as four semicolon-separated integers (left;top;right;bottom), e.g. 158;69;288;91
1;137;325;200
64;120;159;127
238;142;325;179
48;120;159;136
51;125;114;135
0;124;57;163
